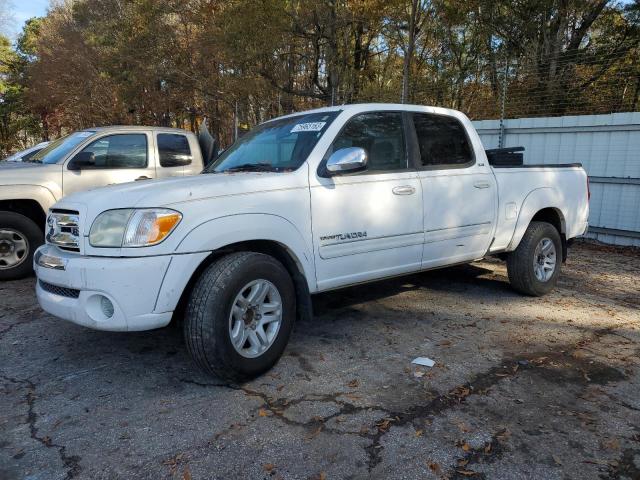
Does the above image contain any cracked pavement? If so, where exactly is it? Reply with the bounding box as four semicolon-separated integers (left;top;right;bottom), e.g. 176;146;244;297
1;241;639;479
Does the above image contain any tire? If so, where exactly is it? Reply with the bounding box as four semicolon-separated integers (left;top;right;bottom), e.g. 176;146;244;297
184;252;296;381
0;211;43;281
506;221;562;296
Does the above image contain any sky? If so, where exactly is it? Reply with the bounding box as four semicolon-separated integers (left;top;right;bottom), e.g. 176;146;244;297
5;0;49;39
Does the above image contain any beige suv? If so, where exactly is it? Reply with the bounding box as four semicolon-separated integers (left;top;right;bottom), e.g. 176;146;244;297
0;126;208;280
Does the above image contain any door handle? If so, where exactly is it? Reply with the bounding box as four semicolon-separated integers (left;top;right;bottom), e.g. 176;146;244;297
135;176;152;181
392;185;416;195
473;182;490;189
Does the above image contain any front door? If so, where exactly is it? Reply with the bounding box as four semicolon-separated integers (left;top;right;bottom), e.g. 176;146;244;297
410;112;496;268
63;132;156;196
310;111;424;291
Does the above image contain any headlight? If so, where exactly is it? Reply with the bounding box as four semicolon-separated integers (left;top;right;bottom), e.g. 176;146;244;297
89;208;182;248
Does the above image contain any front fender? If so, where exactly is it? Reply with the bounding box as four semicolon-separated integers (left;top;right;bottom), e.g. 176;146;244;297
0;184;58;213
175;213;316;289
507;187;566;251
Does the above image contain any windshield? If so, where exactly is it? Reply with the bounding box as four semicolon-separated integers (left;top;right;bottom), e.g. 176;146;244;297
205;111;339;173
31;131;96;164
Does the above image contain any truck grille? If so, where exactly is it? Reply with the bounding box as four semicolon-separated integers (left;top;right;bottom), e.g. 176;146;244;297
39;280;80;299
46;209;80;252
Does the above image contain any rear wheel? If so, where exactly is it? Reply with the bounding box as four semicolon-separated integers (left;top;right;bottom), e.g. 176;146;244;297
184;252;295;381
507;221;562;296
0;211;43;281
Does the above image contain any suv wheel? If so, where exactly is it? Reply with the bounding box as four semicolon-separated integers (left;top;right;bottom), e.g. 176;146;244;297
0;211;43;281
506;221;562;296
184;252;295;381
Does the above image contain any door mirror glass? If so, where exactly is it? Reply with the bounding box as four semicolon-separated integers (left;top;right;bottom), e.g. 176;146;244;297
68;151;95;170
326;147;368;175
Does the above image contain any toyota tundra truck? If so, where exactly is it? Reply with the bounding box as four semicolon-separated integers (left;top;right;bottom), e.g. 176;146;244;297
0;126;210;280
34;104;589;380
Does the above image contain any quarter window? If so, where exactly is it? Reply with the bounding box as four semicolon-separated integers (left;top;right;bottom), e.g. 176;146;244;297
158;133;192;167
331;112;407;172
412;113;473;167
73;134;148;169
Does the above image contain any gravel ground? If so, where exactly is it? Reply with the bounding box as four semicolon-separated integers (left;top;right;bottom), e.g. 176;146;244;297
1;241;639;480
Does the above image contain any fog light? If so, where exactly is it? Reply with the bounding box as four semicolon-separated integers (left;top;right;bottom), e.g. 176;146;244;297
100;296;114;318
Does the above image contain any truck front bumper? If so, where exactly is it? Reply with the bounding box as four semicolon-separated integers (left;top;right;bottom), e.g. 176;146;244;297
34;244;207;332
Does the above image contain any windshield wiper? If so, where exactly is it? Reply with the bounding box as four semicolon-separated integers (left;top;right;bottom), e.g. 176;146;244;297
221;162;277;173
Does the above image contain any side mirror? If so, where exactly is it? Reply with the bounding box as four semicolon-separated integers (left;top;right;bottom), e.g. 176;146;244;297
68;151;95;171
325;147;368;175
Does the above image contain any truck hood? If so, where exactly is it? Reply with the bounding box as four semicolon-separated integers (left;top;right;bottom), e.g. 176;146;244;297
0;161;61;184
54;170;308;225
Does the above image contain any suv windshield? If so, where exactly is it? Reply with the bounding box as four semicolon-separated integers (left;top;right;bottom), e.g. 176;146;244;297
31;131;96;164
205;111;339;173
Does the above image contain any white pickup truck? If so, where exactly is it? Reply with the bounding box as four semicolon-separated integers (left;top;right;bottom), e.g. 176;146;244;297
34;104;589;380
0;126;207;280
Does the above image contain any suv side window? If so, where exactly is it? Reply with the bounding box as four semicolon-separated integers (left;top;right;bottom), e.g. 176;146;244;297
412;113;473;167
74;134;148;169
331;112;407;172
157;133;192;167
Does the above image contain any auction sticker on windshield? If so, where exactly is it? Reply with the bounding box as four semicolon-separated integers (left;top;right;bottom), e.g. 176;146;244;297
291;122;326;133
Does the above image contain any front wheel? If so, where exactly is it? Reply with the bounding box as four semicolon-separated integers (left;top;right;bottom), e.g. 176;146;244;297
184;252;296;381
506;221;562;296
0;211;43;281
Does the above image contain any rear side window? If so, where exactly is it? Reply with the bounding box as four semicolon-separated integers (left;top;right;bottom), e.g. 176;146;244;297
331;112;407;172
412;113;473;167
158;133;192;167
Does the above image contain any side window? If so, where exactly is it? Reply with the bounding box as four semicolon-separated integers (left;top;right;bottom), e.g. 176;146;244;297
21;149;40;162
157;133;193;167
412;113;473;167
73;134;148;169
331;112;407;172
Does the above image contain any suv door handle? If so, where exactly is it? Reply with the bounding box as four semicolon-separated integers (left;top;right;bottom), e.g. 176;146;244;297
473;182;490;189
135;176;152;181
392;185;416;195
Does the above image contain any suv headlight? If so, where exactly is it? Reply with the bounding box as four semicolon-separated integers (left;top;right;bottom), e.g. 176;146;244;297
89;208;182;248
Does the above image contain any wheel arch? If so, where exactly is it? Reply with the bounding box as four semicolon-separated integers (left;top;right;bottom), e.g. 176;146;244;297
508;188;568;261
0;198;48;232
169;239;313;327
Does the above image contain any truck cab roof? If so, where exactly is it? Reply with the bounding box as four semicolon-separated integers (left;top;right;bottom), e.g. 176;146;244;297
83;125;195;135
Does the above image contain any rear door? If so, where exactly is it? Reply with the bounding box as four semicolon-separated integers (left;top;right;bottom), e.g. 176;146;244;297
410;112;496;268
62;131;155;196
155;132;197;178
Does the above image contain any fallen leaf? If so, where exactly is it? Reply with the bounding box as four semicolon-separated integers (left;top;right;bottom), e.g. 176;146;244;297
484;443;492;454
437;340;452;347
182;465;192;480
552;455;562;466
601;438;620;451
415;429;423;437
376;419;391;432
263;463;275;472
258;408;270;417
427;462;441;474
456;469;478;476
305;425;323;441
461;443;471;452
